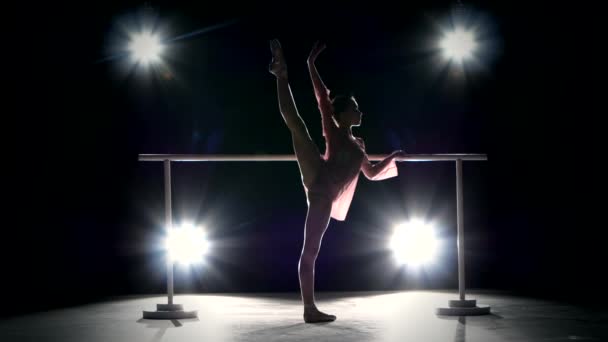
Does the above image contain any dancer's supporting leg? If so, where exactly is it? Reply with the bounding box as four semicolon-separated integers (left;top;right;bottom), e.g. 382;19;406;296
269;39;336;323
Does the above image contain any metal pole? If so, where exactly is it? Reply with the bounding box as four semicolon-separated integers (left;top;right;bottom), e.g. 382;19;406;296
143;159;197;319
164;160;174;305
456;159;465;301
139;153;488;162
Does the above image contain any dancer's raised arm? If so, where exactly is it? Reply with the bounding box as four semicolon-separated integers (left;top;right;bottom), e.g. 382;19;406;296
307;41;336;137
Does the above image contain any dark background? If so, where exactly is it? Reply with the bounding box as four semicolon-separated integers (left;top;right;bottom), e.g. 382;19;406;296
4;1;603;317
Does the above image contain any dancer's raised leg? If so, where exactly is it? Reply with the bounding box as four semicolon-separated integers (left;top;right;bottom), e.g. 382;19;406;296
269;39;322;189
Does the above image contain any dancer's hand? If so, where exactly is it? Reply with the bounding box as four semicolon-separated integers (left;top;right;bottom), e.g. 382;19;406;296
269;39;288;79
392;150;408;160
307;41;326;64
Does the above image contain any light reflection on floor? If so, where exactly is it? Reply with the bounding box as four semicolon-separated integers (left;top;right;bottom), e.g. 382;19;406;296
1;291;606;342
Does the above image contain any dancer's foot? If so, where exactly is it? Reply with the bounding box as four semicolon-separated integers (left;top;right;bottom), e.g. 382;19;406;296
303;305;336;323
269;39;288;79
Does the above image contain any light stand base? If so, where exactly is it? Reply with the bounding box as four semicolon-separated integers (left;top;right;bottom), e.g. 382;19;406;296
436;299;491;316
143;303;198;319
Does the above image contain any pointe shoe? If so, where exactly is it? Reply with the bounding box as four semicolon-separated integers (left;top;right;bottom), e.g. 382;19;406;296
303;308;337;323
269;39;288;78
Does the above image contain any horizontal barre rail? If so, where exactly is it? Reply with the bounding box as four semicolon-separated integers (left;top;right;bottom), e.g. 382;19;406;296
138;154;487;162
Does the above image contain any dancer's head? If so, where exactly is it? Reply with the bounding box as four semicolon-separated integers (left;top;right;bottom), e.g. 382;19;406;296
332;95;362;128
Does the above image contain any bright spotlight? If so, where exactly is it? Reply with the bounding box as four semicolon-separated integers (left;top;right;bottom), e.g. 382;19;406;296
440;27;477;62
128;31;163;65
165;223;210;265
390;219;439;267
